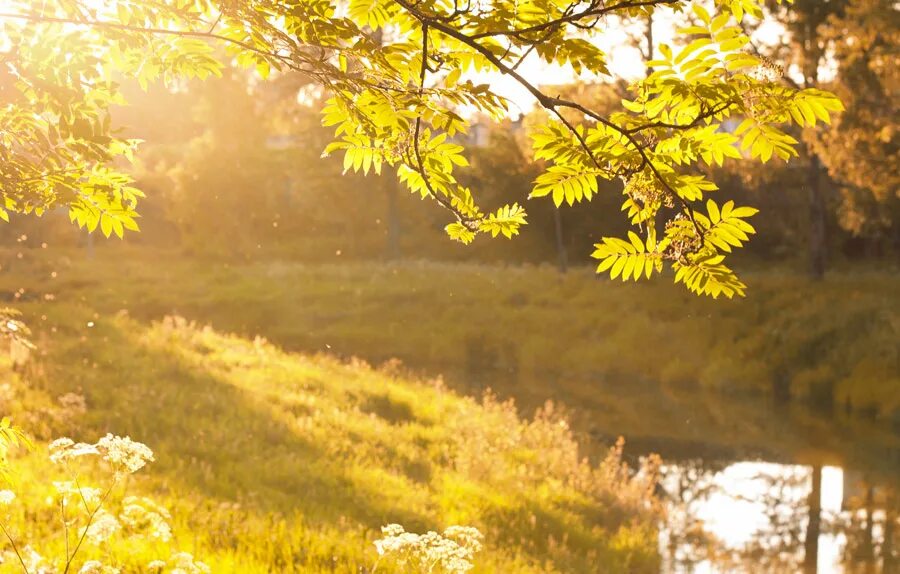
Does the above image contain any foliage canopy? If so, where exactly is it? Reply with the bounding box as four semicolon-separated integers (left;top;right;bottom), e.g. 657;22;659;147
0;0;843;296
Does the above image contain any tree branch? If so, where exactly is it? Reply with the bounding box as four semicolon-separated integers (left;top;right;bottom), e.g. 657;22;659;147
395;0;712;239
397;1;696;211
468;0;682;40
411;24;476;226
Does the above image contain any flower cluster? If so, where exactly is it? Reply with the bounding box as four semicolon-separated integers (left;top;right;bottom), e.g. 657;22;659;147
83;510;121;545
749;56;785;83
57;392;88;419
147;552;211;574
97;434;155;474
120;497;173;542
53;481;102;506
79;559;120;574
49;438;99;465
374;524;483;574
49;434;155;475
0;432;205;574
626;172;674;211
3;546;47;573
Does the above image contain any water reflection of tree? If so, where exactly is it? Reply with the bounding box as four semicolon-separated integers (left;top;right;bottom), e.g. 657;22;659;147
830;480;899;573
661;461;808;571
664;461;899;573
735;464;815;572
660;459;731;571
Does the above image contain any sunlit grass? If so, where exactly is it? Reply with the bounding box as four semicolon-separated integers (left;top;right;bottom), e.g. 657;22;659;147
1;306;660;572
0;246;897;570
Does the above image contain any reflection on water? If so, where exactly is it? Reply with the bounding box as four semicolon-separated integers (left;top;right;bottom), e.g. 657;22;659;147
659;460;898;573
463;364;899;573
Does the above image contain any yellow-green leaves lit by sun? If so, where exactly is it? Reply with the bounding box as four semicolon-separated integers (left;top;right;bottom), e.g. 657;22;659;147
0;0;839;296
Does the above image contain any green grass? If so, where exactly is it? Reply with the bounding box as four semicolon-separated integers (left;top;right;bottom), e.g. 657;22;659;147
1;306;659;573
5;247;897;418
0;246;897;571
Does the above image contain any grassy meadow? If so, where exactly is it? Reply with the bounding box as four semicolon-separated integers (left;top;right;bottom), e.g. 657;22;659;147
5;247;897;417
0;255;662;572
0;246;898;572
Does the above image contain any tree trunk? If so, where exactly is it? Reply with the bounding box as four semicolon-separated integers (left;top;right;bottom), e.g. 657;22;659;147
807;154;827;279
797;5;829;280
884;504;896;573
553;208;568;274
370;28;401;261
862;485;876;565
804;464;822;574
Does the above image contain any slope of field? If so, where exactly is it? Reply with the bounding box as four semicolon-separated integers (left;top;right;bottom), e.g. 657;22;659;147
1;306;659;573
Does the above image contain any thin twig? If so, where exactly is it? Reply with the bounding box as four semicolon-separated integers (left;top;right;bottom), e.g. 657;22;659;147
0;11;327;78
0;519;31;574
63;483;115;574
206;12;222;34
468;0;681;40
61;498;70;566
411;24;473;225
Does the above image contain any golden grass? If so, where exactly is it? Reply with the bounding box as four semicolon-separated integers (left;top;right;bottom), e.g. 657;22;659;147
1;309;660;573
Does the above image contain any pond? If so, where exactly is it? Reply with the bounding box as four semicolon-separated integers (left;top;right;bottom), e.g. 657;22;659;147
660;460;894;572
465;370;900;573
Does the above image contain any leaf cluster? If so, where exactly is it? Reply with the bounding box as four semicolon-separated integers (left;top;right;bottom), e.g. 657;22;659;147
0;0;843;295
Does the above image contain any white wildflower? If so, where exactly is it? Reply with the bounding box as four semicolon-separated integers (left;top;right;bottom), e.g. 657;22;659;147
374;524;420;558
79;560;119;574
79;487;103;506
49;438;99;464
48;438;74;463
0;490;15;505
19;546;46;573
51;481;100;506
146;560;166;571
71;442;101;456
443;525;484;553
96;434;154;474
167;552;211;574
120;497;172;542
83;510;120;544
53;481;76;502
381;523;406;537
374;523;483;574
